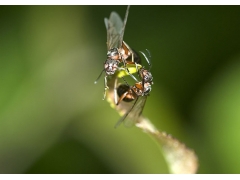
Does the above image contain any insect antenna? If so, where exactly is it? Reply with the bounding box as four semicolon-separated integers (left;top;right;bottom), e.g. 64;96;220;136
94;69;105;84
139;49;152;70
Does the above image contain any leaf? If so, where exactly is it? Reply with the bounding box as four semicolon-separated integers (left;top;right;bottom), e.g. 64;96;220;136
106;74;198;174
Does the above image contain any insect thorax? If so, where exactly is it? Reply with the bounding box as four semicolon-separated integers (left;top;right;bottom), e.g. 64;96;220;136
107;48;120;60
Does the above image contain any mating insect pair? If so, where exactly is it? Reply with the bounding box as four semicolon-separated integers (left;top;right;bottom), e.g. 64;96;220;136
113;50;153;128
95;5;153;127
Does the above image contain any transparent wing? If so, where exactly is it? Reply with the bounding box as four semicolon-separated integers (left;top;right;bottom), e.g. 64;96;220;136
105;5;130;50
114;95;147;128
104;12;122;49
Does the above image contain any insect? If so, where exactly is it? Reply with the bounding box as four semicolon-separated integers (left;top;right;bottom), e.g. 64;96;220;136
114;50;153;128
95;5;141;100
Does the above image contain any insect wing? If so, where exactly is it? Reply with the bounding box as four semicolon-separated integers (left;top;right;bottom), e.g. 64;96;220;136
114;95;147;128
105;6;130;50
105;12;123;49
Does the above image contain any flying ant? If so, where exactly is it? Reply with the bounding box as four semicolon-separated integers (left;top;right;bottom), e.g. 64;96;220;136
94;5;141;100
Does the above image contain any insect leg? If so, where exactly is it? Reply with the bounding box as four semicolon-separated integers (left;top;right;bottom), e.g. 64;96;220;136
102;75;109;100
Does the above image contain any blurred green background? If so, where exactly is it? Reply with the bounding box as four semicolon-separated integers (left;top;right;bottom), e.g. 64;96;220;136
0;5;240;174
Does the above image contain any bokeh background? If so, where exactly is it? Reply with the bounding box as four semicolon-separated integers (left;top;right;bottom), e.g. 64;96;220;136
0;5;240;174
